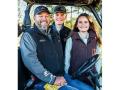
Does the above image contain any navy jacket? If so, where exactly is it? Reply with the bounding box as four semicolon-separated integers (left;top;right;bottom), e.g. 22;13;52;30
51;23;71;55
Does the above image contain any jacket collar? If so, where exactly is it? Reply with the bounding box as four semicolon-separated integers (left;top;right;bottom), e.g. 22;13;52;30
72;29;96;40
51;22;64;32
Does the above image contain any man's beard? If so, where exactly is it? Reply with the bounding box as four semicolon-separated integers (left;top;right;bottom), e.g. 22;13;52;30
40;21;48;30
36;21;48;33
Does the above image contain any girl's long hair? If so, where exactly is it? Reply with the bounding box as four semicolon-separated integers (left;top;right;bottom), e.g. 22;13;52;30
73;13;102;46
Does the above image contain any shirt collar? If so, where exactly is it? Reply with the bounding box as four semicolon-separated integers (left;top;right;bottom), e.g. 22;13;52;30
52;22;64;33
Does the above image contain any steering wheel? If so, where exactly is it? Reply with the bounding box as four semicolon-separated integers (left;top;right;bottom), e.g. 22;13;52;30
73;54;99;78
73;54;102;89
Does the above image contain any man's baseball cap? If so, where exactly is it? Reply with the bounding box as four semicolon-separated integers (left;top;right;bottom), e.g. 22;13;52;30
34;6;50;16
53;5;66;13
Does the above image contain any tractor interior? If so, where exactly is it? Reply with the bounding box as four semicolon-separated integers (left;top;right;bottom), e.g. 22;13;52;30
18;0;102;90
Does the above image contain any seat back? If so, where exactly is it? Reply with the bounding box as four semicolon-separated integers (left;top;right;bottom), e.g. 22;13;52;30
18;48;31;90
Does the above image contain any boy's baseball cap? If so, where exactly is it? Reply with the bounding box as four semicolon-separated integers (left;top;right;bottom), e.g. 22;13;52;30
53;5;66;13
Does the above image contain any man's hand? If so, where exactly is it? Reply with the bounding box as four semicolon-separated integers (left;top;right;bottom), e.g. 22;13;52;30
54;76;67;86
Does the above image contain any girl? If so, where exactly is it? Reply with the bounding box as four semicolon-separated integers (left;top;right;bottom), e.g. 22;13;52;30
65;13;102;89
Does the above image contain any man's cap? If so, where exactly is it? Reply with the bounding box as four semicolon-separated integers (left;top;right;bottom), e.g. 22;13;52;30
53;5;66;13
34;6;50;16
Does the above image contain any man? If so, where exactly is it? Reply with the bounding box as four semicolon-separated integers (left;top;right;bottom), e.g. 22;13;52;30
51;5;71;55
50;6;94;90
20;6;78;90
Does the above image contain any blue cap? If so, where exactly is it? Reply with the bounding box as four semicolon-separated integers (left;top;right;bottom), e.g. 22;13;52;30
53;5;66;13
34;6;50;16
